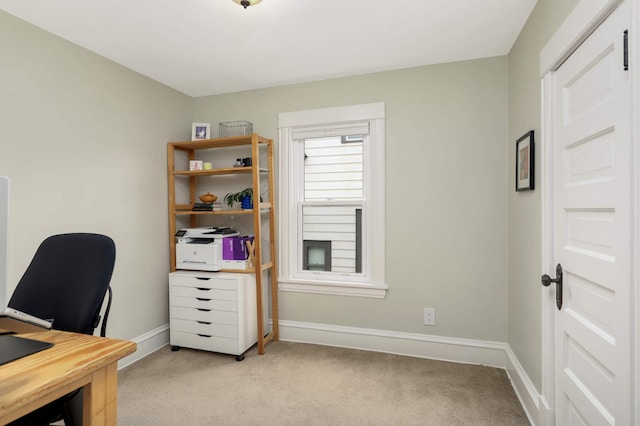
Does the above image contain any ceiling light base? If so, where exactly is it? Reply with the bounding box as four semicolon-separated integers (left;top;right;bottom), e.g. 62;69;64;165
233;0;262;8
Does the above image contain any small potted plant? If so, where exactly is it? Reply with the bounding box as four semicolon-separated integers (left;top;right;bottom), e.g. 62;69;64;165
224;188;256;210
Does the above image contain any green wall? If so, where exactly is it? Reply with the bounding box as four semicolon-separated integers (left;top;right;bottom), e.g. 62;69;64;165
507;0;579;391
0;10;193;339
194;57;510;341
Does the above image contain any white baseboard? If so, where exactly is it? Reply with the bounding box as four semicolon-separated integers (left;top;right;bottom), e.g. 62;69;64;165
121;320;544;424
504;344;547;425
279;319;507;367
117;324;169;370
279;320;544;425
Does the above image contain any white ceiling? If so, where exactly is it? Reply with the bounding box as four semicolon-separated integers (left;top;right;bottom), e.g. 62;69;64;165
0;0;538;97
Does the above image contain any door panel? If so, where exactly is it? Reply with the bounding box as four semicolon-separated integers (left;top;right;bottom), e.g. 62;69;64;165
551;1;631;424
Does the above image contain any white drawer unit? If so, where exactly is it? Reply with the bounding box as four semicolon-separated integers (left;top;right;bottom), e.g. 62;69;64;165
169;271;257;361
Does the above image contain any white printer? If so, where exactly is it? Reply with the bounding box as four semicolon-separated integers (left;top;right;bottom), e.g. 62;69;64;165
175;227;238;271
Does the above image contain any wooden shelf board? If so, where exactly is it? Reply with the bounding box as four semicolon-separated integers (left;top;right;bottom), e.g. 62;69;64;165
175;167;251;176
174;204;271;215
174;209;253;216
173;167;267;177
169;134;271;150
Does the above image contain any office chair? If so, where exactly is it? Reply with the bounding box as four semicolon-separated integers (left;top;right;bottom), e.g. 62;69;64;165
7;233;116;426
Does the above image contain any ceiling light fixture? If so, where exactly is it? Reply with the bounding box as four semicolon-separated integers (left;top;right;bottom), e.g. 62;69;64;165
233;0;262;9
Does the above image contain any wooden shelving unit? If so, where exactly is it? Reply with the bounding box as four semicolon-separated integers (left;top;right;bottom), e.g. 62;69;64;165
167;134;278;354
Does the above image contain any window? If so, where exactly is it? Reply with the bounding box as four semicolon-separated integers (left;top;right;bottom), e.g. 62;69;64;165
278;102;386;298
303;240;332;271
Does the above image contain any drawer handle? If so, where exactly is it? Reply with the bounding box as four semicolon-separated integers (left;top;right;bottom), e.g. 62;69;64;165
197;334;212;338
196;277;211;281
197;308;212;312
196;298;212;301
196;287;211;291
197;321;212;325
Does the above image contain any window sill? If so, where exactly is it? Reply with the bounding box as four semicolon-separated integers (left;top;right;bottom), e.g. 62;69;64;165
278;279;388;299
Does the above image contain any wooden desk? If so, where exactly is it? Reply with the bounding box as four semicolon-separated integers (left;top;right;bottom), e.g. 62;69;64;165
0;330;136;425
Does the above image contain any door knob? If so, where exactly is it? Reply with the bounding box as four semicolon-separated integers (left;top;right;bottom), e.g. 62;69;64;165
541;263;563;310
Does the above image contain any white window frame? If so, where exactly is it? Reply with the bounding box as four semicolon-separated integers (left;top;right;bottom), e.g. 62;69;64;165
278;102;387;298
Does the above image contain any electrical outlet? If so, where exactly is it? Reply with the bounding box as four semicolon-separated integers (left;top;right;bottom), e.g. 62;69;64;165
423;308;436;326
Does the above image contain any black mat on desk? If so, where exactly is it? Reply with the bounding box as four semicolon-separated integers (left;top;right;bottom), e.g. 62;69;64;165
0;334;53;366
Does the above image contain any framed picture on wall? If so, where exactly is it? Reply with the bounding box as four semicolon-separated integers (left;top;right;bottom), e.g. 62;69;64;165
192;123;211;141
515;130;534;192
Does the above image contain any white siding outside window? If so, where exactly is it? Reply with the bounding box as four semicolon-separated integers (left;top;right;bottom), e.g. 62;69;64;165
304;136;362;273
278;103;386;298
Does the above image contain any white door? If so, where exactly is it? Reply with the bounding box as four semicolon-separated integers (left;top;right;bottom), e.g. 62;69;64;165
548;1;632;424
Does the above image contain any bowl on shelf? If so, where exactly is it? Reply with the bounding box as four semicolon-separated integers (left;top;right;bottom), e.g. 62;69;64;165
199;192;217;203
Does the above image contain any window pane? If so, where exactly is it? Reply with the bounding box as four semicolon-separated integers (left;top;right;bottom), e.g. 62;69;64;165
302;205;362;274
303;240;332;271
304;136;363;201
307;246;325;266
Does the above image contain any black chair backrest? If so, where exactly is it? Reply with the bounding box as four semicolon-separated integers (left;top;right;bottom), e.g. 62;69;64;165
8;233;115;335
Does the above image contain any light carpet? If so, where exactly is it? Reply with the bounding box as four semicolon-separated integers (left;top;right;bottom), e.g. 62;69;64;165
117;341;529;425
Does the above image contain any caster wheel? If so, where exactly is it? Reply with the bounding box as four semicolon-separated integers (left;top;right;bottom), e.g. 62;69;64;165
235;354;245;362
171;346;181;352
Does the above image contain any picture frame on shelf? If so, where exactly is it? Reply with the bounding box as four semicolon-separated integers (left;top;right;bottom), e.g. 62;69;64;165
189;160;203;171
192;123;211;141
515;130;534;192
